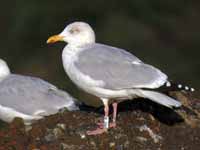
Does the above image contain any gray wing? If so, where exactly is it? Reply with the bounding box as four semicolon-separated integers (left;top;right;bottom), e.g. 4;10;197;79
0;74;79;116
75;43;167;90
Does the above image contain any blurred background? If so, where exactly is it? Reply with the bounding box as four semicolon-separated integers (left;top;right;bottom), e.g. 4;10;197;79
0;0;199;106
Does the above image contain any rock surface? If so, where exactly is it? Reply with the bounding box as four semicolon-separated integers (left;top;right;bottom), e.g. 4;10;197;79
0;91;200;150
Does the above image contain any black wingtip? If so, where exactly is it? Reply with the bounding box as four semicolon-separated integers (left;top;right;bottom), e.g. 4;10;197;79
164;81;195;92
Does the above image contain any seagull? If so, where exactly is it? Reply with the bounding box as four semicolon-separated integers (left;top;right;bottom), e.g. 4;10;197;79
0;59;80;125
47;21;183;135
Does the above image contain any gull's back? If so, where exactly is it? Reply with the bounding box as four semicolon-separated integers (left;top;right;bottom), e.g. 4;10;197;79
0;74;79;119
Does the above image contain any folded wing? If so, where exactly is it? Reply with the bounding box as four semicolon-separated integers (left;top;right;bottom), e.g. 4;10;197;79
75;43;167;90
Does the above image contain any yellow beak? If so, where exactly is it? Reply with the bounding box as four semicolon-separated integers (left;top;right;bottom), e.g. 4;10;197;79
46;35;64;44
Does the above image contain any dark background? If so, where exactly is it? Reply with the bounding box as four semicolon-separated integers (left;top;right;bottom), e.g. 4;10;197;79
0;0;199;105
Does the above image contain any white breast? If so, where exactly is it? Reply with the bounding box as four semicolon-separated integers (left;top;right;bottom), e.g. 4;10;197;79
61;46;104;94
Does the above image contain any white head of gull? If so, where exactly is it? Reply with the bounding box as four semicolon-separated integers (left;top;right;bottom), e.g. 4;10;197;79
0;59;10;82
0;59;80;125
47;22;95;48
47;21;184;135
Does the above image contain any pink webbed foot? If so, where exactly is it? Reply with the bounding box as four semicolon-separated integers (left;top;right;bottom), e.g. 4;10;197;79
86;128;107;135
87;101;118;135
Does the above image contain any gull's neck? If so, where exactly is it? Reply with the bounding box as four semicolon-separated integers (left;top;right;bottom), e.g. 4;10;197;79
61;44;87;71
63;43;90;55
65;44;83;53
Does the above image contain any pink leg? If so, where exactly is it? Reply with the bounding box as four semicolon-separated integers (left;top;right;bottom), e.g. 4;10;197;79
110;102;118;128
97;102;118;128
87;101;109;135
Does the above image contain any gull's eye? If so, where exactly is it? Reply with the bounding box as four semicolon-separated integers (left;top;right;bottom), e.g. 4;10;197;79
69;27;80;34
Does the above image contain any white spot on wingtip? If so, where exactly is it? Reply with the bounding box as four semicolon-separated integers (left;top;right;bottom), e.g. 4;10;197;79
185;86;189;90
178;84;182;88
166;81;171;87
190;88;195;92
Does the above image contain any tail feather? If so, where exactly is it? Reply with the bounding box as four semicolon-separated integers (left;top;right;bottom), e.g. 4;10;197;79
140;90;181;108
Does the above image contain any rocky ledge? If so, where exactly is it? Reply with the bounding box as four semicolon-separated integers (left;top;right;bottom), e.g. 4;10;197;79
0;91;200;150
